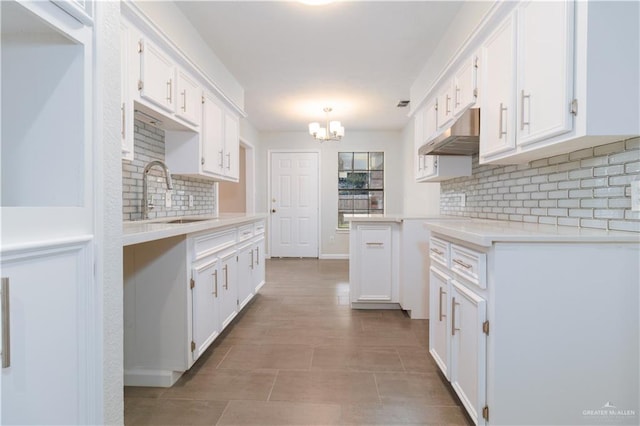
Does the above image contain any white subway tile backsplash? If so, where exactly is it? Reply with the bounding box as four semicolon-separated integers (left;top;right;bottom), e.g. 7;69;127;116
122;120;216;221
440;138;639;232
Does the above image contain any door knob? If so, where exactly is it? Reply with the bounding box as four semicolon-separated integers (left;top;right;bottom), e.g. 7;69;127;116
271;209;276;213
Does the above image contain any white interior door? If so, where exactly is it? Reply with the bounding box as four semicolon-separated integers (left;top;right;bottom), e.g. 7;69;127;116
270;152;319;258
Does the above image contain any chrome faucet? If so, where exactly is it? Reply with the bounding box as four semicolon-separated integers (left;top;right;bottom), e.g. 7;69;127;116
142;160;174;220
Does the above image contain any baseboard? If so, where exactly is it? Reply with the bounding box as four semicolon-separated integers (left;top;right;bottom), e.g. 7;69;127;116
124;368;183;388
319;253;349;260
351;302;402;310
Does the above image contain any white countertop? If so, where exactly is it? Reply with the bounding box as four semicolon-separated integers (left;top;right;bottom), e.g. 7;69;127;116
345;214;459;223
123;213;267;246
424;218;640;247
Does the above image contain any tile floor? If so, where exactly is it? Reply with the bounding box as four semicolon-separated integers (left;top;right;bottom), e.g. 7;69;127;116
125;258;472;425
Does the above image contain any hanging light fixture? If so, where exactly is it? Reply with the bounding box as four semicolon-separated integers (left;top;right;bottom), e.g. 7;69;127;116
308;107;345;142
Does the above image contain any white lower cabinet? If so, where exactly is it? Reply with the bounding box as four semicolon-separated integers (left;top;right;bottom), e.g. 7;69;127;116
429;233;639;425
123;219;265;387
349;222;400;307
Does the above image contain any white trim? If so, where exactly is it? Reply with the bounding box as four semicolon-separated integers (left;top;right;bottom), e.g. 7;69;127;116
267;149;322;258
319;253;349;260
240;138;256;215
123;369;182;388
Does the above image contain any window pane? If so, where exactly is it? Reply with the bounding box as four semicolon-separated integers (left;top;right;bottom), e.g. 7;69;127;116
370;191;383;210
369;171;383;189
353;153;368;170
369;152;384;170
338;153;353;171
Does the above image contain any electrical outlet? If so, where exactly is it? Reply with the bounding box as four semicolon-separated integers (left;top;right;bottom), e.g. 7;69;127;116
631;180;640;212
165;190;172;208
459;193;466;207
188;195;194;207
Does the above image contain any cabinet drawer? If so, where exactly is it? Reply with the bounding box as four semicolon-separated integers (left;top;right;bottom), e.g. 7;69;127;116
238;224;254;242
429;236;450;269
194;229;236;259
253;220;265;235
450;244;486;289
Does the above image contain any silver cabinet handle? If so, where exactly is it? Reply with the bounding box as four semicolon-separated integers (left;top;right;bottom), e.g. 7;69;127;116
181;90;187;112
520;89;530;130
2;278;10;368
451;296;459;336
212;270;218;297
223;264;228;290
250;250;254;269
453;258;472;269
438;286;446;322
430;248;444;256
455;86;461;108
219;150;224;168
256;247;260;265
121;102;126;139
498;103;507;139
167;79;173;103
366;242;384;246
446;94;451;114
226;153;231;170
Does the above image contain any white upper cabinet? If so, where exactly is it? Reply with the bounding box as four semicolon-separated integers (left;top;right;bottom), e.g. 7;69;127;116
120;20;134;161
223;111;240;181
202;91;225;176
480;12;517;160
436;81;455;130
138;38;176;114
516;0;573;146
422;97;439;142
175;69;201;127
481;1;573;164
453;54;479;116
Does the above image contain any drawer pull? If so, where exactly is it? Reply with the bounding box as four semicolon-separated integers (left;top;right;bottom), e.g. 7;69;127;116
430;248;444;256
453;258;472;269
366;242;384;246
1;277;10;368
438;287;446;322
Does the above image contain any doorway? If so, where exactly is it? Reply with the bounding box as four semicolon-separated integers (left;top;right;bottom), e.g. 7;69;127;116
269;151;319;257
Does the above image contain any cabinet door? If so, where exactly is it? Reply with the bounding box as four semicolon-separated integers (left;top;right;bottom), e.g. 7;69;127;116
237;244;253;310
450;280;487;426
191;258;219;362
219;253;238;330
224;111;240;181
428;267;450;379
176;69;201;127
139;38;175;113
414;109;424;179
436;82;455;130
252;237;265;293
423;98;438;142
356;225;393;302
454;55;478;116
201;92;225;176
480;12;517;160
1;241;94;425
516;0;574;146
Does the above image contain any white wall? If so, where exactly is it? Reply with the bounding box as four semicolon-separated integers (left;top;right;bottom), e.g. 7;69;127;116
257;131;404;257
401;119;440;216
132;1;244;110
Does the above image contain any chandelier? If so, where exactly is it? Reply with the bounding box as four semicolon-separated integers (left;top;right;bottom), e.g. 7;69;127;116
308;107;345;142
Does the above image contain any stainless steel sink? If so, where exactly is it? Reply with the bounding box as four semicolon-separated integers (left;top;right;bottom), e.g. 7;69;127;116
166;218;210;224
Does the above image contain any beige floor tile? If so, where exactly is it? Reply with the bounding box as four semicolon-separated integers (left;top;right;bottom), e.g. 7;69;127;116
311;346;405;372
340;402;472;425
269;370;380;404
217;400;342;425
124;386;166;399
160;369;277;401
396;347;440;374
375;372;459;406
125;397;228;426
216;344;314;370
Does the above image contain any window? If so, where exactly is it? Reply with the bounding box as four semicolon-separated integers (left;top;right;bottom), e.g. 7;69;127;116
338;152;384;229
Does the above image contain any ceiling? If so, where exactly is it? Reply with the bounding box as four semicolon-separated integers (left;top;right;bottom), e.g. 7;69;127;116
175;1;464;133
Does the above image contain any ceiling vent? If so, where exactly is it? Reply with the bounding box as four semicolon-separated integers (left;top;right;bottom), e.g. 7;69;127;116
396;100;410;108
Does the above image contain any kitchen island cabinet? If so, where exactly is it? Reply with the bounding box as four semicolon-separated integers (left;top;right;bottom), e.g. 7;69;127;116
123;215;265;387
425;219;639;425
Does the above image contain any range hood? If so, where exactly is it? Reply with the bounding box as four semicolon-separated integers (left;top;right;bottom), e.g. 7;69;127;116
418;108;480;156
